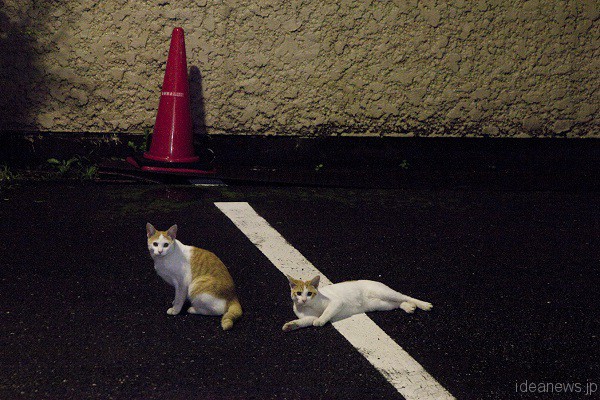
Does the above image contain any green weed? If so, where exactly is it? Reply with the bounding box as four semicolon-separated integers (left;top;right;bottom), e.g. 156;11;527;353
0;164;18;188
47;157;79;175
128;127;153;153
47;156;98;180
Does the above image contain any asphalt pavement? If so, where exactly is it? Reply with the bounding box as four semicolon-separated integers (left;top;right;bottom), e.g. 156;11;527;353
1;182;598;399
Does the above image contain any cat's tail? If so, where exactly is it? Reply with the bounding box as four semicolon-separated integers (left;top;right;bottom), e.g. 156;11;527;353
221;298;242;331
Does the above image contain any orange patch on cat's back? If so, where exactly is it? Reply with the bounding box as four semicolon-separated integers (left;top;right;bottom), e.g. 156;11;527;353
188;247;237;301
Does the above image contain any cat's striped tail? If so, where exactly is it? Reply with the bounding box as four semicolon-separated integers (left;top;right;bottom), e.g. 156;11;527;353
221;298;242;330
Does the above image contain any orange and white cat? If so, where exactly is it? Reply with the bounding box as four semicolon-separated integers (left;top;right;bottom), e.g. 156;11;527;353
283;275;432;331
146;223;242;330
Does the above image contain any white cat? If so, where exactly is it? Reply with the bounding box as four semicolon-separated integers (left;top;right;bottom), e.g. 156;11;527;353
282;275;432;331
147;223;242;330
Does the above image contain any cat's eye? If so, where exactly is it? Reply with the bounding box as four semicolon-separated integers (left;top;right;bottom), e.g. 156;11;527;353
153;242;158;247
163;243;169;248
307;292;313;296
296;291;302;296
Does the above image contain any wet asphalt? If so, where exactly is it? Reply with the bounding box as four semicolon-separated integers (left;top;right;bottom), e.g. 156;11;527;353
1;182;598;399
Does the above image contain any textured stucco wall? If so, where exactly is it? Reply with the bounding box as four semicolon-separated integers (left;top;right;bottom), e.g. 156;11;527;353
1;0;598;137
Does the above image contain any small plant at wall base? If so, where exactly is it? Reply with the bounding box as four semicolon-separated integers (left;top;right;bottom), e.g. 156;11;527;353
0;165;19;189
47;156;99;180
81;165;98;180
47;157;79;175
128;127;153;153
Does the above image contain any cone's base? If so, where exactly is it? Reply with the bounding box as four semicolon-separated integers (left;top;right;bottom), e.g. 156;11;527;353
143;152;200;163
126;155;216;176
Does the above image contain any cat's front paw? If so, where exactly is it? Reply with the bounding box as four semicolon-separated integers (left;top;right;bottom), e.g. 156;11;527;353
166;307;180;315
312;318;326;327
400;302;416;313
282;321;298;332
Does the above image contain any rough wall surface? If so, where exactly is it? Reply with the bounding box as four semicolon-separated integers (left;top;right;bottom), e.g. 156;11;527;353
0;0;598;137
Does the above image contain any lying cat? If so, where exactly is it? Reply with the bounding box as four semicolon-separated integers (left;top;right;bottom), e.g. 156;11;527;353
283;275;432;331
146;223;242;330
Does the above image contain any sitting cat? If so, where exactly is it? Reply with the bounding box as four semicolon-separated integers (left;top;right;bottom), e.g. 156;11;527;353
282;275;432;331
146;223;242;330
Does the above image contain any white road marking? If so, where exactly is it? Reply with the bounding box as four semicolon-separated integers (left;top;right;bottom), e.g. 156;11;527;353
215;202;455;400
189;178;226;186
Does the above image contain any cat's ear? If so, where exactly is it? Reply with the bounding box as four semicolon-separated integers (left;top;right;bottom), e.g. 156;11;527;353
286;275;297;289
166;224;178;240
146;223;157;238
309;275;320;288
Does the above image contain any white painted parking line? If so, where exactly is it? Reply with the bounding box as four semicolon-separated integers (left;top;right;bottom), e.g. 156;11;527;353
189;178;226;186
215;202;455;400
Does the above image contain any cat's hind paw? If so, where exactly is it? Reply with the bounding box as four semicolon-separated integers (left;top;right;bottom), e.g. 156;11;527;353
418;301;433;311
166;307;180;315
400;302;417;313
282;321;299;332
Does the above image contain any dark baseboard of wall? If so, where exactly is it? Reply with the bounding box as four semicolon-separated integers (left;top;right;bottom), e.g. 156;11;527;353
1;131;599;189
207;135;600;190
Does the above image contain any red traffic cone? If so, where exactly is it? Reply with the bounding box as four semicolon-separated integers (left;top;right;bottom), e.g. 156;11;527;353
144;27;198;163
127;27;215;176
